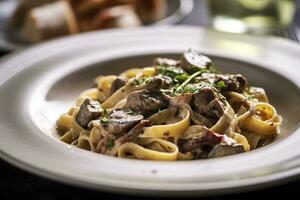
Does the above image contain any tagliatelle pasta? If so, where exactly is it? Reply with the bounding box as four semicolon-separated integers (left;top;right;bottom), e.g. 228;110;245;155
140;108;190;143
56;50;282;160
118;138;179;161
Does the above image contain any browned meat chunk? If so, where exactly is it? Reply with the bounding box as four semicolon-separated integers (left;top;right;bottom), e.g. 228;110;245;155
107;109;144;135
110;77;126;95
178;127;223;159
125;89;169;116
96;120;150;154
179;49;211;74
200;73;247;93
179;127;245;159
191;84;225;120
76;99;103;128
144;75;172;90
214;74;247;93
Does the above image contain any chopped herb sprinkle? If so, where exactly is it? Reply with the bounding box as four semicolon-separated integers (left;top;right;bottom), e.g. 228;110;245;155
214;80;226;89
156;66;189;83
106;138;115;150
100;117;108;126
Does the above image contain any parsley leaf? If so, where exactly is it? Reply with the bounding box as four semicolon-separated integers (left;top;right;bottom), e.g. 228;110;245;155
174;74;190;82
176;84;200;94
100;117;108;127
157;66;186;78
175;70;203;92
214;80;226;89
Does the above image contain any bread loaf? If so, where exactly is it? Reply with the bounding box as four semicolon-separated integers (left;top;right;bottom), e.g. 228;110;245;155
91;5;142;30
72;0;111;16
21;1;78;42
114;0;167;23
9;0;55;30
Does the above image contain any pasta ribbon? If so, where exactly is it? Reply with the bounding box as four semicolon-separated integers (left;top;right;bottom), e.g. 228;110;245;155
59;130;74;144
95;75;117;96
238;102;282;136
233;133;250;151
101;83;136;109
76;88;104;106
177;152;194;160
118;138;178;161
76;132;95;151
90;123;106;146
140;108;190;143
210;102;235;136
56;110;74;132
146;108;173;124
106;99;127;112
119;67;155;79
241;131;265;149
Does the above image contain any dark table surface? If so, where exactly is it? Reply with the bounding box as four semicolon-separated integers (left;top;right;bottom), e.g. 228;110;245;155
1;0;300;199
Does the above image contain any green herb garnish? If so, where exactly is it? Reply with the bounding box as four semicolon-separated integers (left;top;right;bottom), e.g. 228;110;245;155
157;66;185;77
246;95;253;101
106;138;115;150
175;70;203;92
214;80;226;90
157;66;189;83
100;117;108;126
132;77;148;86
102;108;108;117
176;84;200;94
132;78;140;85
174;74;190;82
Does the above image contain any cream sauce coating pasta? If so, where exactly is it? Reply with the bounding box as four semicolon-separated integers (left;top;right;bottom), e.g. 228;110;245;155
56;50;282;160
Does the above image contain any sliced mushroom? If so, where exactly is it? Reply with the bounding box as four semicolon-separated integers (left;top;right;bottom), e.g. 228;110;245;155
107;109;144;135
76;98;103;128
180;49;212;74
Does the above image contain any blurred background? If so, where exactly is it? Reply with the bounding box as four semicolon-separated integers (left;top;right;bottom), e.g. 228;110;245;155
1;0;300;199
0;0;299;53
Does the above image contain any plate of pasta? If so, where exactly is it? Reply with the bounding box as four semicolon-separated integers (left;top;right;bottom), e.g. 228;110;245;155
56;49;281;160
0;26;300;196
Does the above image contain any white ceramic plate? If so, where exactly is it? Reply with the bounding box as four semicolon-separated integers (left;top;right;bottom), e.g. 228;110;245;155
0;26;300;196
0;0;194;51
